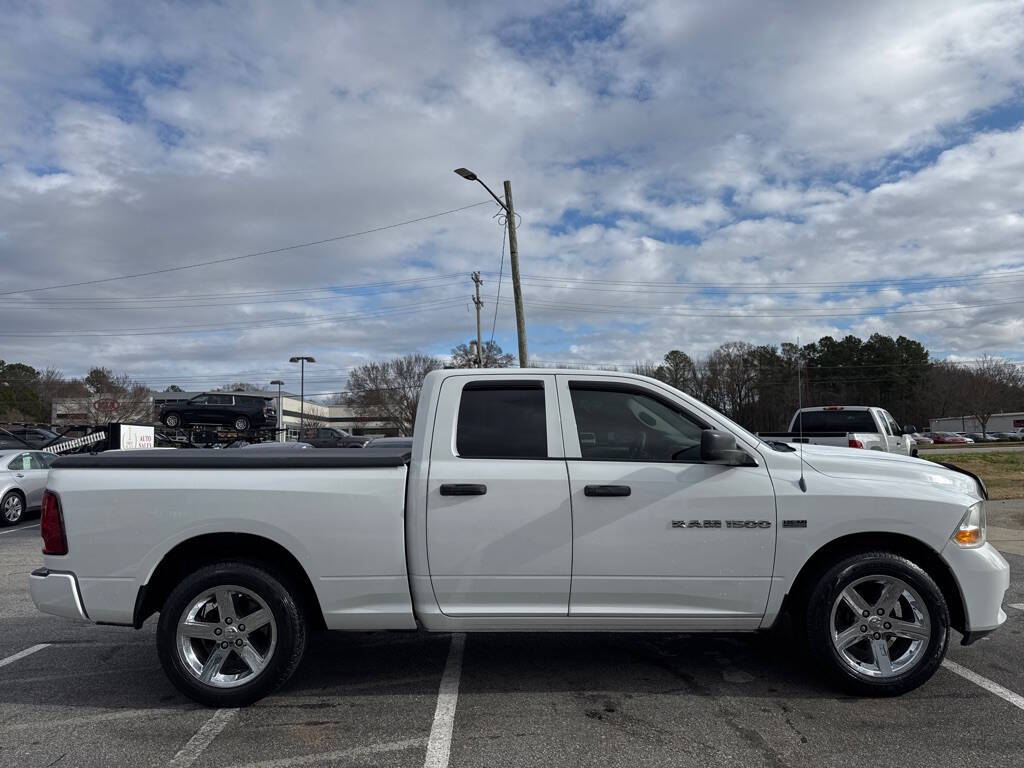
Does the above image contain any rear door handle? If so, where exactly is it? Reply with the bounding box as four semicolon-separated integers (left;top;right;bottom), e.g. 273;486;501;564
584;484;631;497
440;483;488;496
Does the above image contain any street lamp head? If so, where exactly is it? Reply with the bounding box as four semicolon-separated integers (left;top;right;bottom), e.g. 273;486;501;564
270;379;284;386
454;167;477;181
289;356;316;363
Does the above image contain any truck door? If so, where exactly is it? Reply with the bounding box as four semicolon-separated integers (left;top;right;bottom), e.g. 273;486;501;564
425;374;571;616
880;410;908;454
557;375;776;623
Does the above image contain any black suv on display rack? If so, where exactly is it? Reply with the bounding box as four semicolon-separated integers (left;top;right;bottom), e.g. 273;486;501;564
159;393;276;432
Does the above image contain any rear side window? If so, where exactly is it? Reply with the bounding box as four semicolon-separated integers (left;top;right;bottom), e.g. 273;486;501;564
456;382;547;459
795;410;877;432
208;394;233;405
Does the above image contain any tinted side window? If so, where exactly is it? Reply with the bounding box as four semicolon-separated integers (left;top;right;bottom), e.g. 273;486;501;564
456;383;547;459
570;385;705;462
30;453;51;469
795;411;876;432
208;394;233;405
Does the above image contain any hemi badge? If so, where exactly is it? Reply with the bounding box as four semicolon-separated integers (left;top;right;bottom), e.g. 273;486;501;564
782;520;807;528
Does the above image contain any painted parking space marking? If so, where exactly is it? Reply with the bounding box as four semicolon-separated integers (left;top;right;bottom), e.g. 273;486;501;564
943;659;1024;712
0;523;39;536
225;737;426;768
0;643;49;668
168;707;239;768
423;633;466;768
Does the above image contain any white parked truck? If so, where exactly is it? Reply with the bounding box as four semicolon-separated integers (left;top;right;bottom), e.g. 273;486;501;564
759;406;918;456
31;369;1008;706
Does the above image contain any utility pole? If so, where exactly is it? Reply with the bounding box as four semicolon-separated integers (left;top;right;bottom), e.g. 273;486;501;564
471;271;484;367
453;168;529;367
503;180;528;368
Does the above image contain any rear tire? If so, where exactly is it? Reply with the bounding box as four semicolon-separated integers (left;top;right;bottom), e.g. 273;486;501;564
156;561;307;707
163;412;181;428
1;491;25;526
233;416;250;432
806;551;949;696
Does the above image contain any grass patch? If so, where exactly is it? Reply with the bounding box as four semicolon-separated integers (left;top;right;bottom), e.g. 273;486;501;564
923;451;1024;500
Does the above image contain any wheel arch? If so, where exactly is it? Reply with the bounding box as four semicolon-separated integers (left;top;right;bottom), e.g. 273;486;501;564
780;532;966;634
135;532;325;630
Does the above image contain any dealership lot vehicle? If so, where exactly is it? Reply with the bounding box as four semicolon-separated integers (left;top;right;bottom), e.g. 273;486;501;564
759;406;917;455
299;426;369;448
30;369;1009;708
1;450;57;526
159;393;276;431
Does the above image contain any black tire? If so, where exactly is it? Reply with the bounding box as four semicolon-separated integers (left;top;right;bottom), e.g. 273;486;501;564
806;551;949;696
156;562;307;707
1;490;25;526
233;416;250;432
163;412;182;428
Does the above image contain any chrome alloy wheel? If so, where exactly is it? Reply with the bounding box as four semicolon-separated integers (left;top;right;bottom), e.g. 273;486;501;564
176;585;277;688
2;494;23;523
830;575;931;679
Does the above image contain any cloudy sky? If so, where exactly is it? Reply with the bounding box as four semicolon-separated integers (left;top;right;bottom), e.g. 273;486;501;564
1;0;1023;395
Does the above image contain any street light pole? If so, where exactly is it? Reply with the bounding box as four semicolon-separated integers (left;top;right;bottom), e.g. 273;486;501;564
270;379;284;442
288;356;315;436
454;168;528;367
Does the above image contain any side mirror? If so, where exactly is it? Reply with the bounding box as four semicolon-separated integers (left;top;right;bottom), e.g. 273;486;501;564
700;430;753;466
902;425;916;435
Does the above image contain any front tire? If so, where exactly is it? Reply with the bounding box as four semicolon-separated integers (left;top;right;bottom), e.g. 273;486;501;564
1;491;25;526
806;552;949;696
233;416;250;431
163;412;182;428
156;562;307;707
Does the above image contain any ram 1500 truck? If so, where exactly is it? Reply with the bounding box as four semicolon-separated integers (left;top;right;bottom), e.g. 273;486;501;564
759;406;918;455
31;369;1008;706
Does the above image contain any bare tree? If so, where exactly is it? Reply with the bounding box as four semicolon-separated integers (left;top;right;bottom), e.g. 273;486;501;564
449;341;514;368
345;354;442;435
81;367;153;423
964;356;1024;435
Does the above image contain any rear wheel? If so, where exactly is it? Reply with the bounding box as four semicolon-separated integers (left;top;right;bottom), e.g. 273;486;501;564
156;562;307;707
163;412;182;428
233;416;250;432
1;491;25;525
806;552;949;696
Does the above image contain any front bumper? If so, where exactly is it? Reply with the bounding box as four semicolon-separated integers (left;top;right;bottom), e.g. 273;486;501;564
29;568;89;621
940;541;1009;636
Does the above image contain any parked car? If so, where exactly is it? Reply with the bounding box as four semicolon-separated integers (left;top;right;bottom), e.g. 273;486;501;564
990;432;1022;441
910;432;934;445
241;441;314;450
364;436;413;451
954;433;976;444
34;368;1008;706
1;450;57;525
0;427;61;450
299;427;368;448
160;393;276;432
759;406;917;455
929;432;968;444
967;433;1000;443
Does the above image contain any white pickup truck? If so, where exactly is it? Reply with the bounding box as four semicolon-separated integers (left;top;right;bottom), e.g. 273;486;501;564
31;369;1008;706
760;406;918;456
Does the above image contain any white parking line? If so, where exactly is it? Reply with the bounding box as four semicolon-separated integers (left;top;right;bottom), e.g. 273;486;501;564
168;707;239;768
423;633;466;768
225;737;426;768
943;659;1024;711
0;643;49;668
0;523;40;536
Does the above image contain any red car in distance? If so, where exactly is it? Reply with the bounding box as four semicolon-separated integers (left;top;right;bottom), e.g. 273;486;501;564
928;432;969;444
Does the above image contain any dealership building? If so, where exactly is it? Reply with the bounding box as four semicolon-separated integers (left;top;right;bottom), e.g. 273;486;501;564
929;411;1024;433
52;390;396;439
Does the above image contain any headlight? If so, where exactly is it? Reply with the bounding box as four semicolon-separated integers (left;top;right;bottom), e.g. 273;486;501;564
952;501;986;548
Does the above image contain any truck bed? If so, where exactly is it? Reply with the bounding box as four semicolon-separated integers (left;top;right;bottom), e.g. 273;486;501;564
51;447;411;469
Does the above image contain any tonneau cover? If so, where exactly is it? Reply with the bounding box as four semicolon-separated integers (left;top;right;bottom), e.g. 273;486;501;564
52;447;411;469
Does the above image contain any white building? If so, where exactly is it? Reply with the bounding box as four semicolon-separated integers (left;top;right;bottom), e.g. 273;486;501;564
929;411;1024;433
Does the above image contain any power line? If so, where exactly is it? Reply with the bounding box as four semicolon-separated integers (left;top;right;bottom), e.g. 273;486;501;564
0;200;495;297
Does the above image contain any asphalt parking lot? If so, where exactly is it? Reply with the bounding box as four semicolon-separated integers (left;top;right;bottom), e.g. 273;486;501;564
2;519;1023;768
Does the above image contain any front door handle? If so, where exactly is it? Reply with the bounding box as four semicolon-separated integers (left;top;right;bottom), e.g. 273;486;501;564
440;483;488;496
15;473;25;478
584;484;631;497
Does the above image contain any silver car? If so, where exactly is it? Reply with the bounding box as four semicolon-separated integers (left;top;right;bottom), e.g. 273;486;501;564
1;450;57;525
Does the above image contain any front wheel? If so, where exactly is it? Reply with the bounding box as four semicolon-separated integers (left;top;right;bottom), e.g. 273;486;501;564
233;416;250;431
156;562;307;707
163;412;182;428
806;552;949;696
